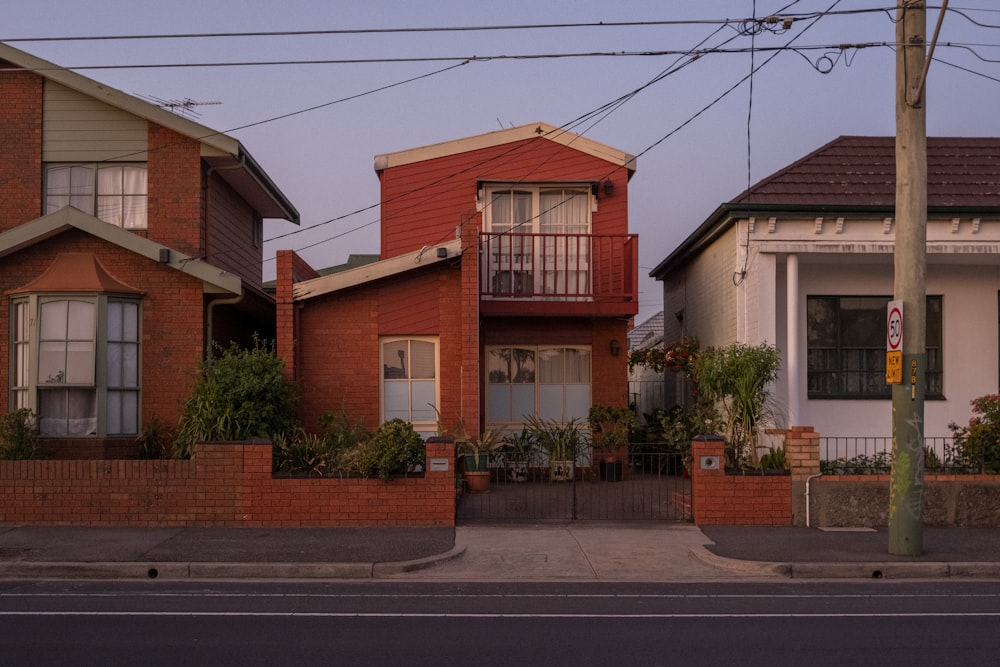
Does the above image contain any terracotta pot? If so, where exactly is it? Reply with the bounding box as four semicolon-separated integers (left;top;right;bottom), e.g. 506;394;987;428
464;470;490;494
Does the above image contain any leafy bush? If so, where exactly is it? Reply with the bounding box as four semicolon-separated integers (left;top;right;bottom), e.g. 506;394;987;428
694;342;781;467
346;418;425;482
0;409;39;460
948;394;1000;473
135;417;176;460
272;411;370;475
172;336;297;458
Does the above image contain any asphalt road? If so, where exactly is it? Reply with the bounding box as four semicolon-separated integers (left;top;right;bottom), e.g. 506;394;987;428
3;580;1000;665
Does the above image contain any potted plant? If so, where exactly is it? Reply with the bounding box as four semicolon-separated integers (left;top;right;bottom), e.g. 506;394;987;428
588;404;636;481
526;416;585;482
499;428;535;482
458;429;504;493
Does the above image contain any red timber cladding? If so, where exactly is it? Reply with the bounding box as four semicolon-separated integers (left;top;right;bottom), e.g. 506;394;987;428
378;137;631;259
147;124;203;256
204;172;263;286
0;231;205;440
481;316;630;408
0;440;456;527
0;68;43;229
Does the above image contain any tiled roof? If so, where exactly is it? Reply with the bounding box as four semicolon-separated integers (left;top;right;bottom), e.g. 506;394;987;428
730;136;1000;208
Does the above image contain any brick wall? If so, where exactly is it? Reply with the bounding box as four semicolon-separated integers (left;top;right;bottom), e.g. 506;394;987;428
147;125;202;256
0;69;42;228
0;439;456;527
690;436;792;526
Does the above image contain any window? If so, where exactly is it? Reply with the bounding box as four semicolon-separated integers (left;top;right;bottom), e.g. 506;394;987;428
487;346;591;425
483;185;592;297
10;295;141;436
381;337;438;433
45;163;148;229
807;295;942;399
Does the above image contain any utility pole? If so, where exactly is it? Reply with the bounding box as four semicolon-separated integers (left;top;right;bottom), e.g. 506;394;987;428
889;0;927;556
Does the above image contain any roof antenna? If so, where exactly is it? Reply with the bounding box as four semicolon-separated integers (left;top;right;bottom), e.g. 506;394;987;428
140;95;222;120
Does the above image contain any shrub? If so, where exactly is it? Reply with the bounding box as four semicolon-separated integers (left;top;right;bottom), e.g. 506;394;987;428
948;394;1000;474
272;411;370;475
694;342;781;467
0;409;39;460
172;335;297;458
135;417;175;460
347;418;425;482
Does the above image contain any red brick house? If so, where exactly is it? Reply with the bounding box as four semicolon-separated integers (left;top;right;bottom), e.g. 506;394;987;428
277;123;638;440
0;43;298;458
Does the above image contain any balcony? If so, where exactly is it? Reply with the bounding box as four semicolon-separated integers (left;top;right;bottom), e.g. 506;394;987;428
479;232;638;316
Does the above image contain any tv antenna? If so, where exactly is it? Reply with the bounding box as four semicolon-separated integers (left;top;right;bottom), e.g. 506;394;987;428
140;95;222;120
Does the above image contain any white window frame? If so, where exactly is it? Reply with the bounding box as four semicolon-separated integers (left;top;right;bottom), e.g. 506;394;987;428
482;184;594;298
45;163;148;229
485;345;592;429
380;336;439;435
10;293;142;437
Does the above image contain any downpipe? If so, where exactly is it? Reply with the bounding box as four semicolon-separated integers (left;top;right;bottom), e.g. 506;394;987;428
805;472;824;528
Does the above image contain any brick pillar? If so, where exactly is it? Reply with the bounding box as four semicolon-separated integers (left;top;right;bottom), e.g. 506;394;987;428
784;426;821;526
690;435;726;525
425;436;457;526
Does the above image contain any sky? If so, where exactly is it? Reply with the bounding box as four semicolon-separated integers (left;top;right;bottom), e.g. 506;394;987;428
4;1;1000;323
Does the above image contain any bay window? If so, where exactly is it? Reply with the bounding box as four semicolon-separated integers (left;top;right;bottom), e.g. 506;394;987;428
10;294;141;436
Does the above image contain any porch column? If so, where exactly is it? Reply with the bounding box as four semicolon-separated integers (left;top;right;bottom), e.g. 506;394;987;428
786;254;800;425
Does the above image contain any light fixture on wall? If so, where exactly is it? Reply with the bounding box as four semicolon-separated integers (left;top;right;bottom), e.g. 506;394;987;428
609;338;621;356
603;179;614;197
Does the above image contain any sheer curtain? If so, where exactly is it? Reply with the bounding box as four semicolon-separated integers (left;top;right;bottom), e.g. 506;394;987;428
45;165;95;214
539;189;590;296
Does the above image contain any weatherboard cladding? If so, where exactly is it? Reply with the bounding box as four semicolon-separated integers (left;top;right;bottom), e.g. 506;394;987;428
731;136;1000;208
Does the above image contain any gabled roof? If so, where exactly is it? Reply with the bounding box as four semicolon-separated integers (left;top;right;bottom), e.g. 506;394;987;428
373;122;637;175
652;136;1000;279
0;42;299;224
0;207;242;295
293;240;461;301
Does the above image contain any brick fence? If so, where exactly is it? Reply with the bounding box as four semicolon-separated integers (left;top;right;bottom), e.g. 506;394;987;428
0;439;456;527
691;426;1000;527
690;435;792;526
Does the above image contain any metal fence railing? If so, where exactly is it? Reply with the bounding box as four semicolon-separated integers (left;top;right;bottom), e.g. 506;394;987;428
818;436;995;474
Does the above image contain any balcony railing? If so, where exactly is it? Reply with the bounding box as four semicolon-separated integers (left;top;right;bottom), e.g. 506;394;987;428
479;232;637;313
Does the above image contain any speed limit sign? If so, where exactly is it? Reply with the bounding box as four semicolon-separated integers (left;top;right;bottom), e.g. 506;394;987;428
886;300;903;384
887;300;903;351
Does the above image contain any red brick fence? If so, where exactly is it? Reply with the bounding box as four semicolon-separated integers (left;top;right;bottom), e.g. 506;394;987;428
690;427;1000;527
0;439;456;527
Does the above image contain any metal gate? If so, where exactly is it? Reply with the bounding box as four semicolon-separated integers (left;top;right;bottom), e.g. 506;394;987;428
456;446;691;523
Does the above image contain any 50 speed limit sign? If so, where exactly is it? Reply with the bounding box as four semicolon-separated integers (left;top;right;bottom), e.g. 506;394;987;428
886;300;903;384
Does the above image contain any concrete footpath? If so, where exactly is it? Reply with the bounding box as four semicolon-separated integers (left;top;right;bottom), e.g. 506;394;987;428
1;523;1000;581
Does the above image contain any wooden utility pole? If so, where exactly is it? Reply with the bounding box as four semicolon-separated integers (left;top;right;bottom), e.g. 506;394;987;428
889;0;927;556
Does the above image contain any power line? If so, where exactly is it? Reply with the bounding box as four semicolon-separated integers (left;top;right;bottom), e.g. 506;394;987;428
0;9;900;43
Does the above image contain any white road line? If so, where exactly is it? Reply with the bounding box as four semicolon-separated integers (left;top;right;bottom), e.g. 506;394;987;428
1;611;999;618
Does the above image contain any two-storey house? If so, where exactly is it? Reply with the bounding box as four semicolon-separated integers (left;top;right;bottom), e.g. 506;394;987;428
276;123;638;440
0;43;298;457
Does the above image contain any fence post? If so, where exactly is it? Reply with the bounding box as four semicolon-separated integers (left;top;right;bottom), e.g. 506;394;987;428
690;435;726;525
783;426;821;526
